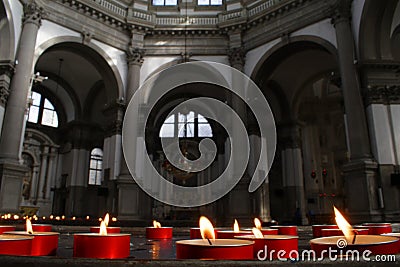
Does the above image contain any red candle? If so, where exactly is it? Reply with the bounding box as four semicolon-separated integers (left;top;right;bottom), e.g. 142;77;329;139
271;225;298;236
0;225;16;234
190;227;220;239
31;224;52;232
216;230;252;239
90;226;120;234
5;231;59;256
146;220;172;239
73;233;131;259
362;223;392;235
176;239;254;259
310;235;400;256
0;234;33;256
312;225;338;238
146;227;173;239
321;228;369;237
236;234;298;259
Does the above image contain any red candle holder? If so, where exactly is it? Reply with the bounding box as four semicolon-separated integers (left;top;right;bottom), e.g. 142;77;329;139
146;227;173;239
90;226;121;234
190;227;220;239
244;228;279;235
5;231;59;256
73;233;131;259
321;228;369;237
236;235;298;259
312;225;338;238
176;239;254;259
310;235;400;256
0;225;16;234
0;234;33;256
362;223;392;235
271;225;298;236
215;230;252;239
31;224;52;232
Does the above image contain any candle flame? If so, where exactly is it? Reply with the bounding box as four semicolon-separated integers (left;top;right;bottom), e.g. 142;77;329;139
233;219;239;233
99;221;107;236
254;218;262;230
334;206;354;243
199;216;215;243
153;220;161;228
26;218;33;234
252;227;264;238
104;213;110;227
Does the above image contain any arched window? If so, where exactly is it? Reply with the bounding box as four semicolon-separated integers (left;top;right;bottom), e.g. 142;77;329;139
27;91;59;128
88;148;103;185
159;111;213;138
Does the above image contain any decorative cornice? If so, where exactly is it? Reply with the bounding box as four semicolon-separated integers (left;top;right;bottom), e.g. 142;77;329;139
23;1;44;27
127;47;145;66
365;85;400;105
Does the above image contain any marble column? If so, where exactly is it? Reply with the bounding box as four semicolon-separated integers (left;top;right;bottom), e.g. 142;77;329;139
0;61;14;135
116;46;151;220
0;1;41;212
332;0;379;221
280;124;308;225
0;2;42;161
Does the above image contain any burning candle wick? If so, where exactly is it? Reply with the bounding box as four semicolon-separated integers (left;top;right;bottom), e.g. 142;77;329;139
207;238;212;245
352;230;358;244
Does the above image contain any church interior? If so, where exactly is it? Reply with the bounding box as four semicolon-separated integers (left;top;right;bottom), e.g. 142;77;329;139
0;0;399;232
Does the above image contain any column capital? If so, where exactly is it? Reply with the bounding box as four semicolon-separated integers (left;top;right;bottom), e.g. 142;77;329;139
365;85;400;105
228;47;245;70
331;0;352;26
22;1;43;27
126;47;145;66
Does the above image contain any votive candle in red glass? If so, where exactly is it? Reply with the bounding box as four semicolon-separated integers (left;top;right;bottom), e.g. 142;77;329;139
310;235;400;256
5;231;59;256
146;227;173;239
90;226;120;234
312;225;338;238
0;225;16;234
0;234;33;256
215;230;252;239
362;223;392;235
271;225;298;236
176;239;254;259
321;228;369;237
236;234;298;259
73;233;131;259
31;224;52;232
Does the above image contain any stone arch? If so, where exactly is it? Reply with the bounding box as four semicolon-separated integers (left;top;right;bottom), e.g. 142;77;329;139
0;0;15;60
359;0;399;60
34;36;124;100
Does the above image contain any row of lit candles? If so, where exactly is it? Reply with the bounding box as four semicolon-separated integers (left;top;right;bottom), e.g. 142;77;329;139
0;207;399;260
0;214;118;222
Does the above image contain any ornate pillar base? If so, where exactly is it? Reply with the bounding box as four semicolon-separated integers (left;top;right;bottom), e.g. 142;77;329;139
343;158;382;222
116;175;152;221
0;161;29;213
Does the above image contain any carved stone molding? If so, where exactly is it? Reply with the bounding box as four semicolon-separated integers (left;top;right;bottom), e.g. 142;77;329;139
228;47;245;69
330;0;352;26
365;85;400;105
81;30;94;45
127;47;145;66
22;1;44;27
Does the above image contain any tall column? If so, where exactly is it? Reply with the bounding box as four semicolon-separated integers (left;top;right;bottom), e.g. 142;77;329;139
117;45;151;220
0;1;41;212
280;123;308;225
0;61;14;135
0;1;42;161
331;0;379;221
